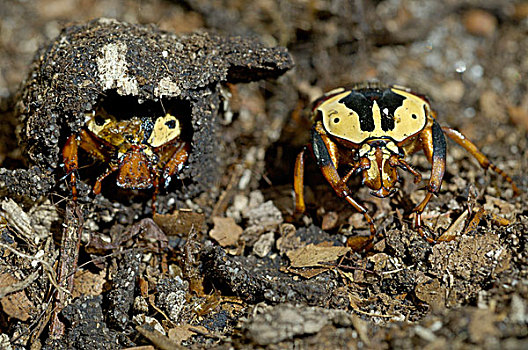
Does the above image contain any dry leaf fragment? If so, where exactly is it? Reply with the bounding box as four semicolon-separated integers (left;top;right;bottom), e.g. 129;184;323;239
209;217;243;247
415;278;446;310
346;236;374;251
0;273;34;321
168;324;197;344
168;324;209;344
287;243;350;268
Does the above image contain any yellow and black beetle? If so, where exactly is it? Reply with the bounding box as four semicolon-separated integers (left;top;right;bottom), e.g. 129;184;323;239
294;82;520;243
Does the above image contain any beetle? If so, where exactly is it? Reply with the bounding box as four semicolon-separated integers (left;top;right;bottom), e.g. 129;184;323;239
62;105;190;212
293;82;521;242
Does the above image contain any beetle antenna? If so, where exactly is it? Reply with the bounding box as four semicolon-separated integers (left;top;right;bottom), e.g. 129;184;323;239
160;99;167;115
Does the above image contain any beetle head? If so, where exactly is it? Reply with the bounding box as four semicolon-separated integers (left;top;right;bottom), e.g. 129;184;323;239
358;139;401;198
84;108;183;190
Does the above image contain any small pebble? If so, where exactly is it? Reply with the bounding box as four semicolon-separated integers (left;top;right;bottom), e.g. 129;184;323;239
463;9;497;37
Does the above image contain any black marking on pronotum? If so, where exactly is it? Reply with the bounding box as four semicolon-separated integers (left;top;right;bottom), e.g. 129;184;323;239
379;89;405;131
339;91;375;132
311;127;332;167
338;88;407;133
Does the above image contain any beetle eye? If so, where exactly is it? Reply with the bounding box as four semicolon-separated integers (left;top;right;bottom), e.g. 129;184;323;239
96;115;109;126
86;112;112;135
411;114;417;119
148;113;181;148
333;117;340;124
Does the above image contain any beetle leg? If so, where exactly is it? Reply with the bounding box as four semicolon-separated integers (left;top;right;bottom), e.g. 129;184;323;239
413;119;447;243
93;163;119;195
390;156;422;184
62;135;80;201
441;127;521;195
293;146;308;214
63;130;112;200
161;142;190;187
77;129;109;162
342;162;362;184
151;142;190;213
311;124;376;236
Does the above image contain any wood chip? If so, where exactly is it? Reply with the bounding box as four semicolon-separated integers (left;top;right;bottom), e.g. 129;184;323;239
136;326;183;350
168;324;207;344
285;267;330;279
438;209;469;242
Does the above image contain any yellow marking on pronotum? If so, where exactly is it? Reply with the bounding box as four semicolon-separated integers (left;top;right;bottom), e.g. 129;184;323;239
147;113;181;148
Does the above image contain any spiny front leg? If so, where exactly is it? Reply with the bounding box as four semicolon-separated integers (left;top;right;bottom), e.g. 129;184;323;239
390;156;422;184
63;129;113;201
152;142;190;213
442;127;521;195
161;142;190;187
311;124;376;236
93;164;119;195
62;135;80;201
413;119;447;243
293;146;308;215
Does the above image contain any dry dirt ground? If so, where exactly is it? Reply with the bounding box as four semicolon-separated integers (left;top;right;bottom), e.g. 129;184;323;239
0;0;527;349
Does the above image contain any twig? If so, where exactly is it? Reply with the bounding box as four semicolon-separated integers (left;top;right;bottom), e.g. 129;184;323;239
0;269;40;299
1;198;37;247
352;308;396;318
49;200;84;339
